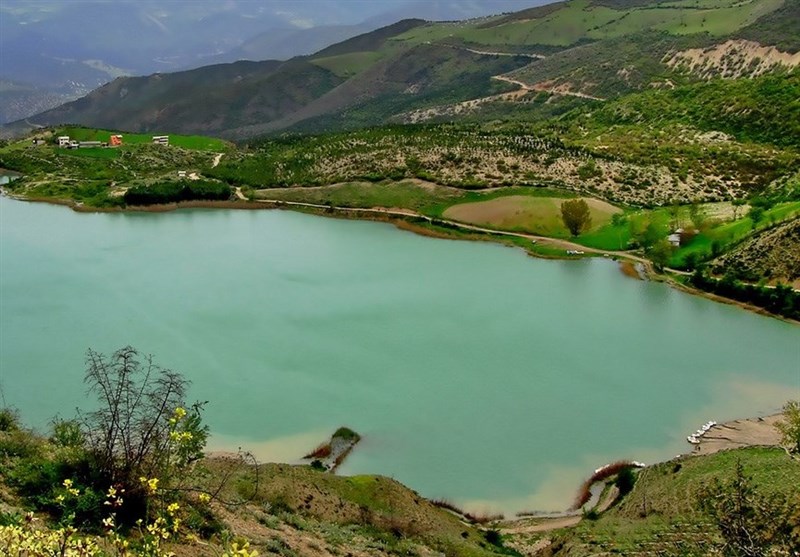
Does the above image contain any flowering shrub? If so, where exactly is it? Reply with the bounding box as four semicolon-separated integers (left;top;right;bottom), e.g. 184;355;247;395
0;349;259;556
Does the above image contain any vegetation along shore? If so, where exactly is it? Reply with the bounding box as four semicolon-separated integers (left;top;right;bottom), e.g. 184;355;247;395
1;346;799;556
2;123;799;321
1;1;798;552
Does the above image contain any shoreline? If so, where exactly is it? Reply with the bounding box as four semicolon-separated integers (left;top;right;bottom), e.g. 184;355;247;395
499;410;789;534
3;192;796;325
688;413;784;456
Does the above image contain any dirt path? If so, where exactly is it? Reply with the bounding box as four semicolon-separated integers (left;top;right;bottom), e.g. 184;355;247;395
459;46;545;59
212;153;224;168
434;42;546;59
234;187;247;200
502;515;581;535
492;74;606;101
256;198;654;270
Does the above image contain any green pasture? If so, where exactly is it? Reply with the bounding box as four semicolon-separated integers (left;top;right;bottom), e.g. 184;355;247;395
58;127;229;151
393;0;779;48
311;51;385;78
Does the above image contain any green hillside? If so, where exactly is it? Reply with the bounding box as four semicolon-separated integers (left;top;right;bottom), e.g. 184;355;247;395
393;0;784;48
6;0;796;139
535;447;800;555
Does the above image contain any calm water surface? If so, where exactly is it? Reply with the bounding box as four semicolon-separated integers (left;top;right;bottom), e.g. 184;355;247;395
1;196;798;514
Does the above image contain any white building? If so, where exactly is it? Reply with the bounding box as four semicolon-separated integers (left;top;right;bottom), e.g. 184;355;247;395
152;135;169;146
668;228;684;247
57;136;71;147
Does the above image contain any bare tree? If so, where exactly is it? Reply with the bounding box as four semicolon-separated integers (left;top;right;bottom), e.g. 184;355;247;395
80;346;200;485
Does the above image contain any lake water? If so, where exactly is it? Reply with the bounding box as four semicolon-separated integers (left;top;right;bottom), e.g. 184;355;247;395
1;196;798;514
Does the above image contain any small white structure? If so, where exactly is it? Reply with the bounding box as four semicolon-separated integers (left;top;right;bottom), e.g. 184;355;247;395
152;135;169;146
668;228;684;247
177;170;187;178
57;136;71;147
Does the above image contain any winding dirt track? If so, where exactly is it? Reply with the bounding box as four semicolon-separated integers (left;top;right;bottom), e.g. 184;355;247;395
255;198;656;271
492;74;607;101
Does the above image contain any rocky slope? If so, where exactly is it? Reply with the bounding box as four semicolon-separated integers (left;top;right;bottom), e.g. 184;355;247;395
712;218;800;286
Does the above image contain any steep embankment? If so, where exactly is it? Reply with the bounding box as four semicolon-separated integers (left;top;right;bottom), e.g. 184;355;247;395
712;219;800;286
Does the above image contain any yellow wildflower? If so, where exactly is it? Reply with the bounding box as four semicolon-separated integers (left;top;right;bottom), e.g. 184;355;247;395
139;476;159;494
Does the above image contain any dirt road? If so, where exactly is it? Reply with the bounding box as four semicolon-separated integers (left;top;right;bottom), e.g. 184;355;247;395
492;74;606;101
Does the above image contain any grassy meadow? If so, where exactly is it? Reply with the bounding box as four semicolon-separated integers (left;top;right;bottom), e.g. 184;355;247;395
58;127;230;151
443;195;621;237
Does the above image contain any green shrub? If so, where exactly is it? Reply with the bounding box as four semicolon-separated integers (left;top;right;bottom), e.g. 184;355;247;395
50;418;84;448
484;529;502;546
0;510;21;526
124;181;231;205
0;429;43;460
0;408;19;432
616;467;636;496
332;427;361;442
185;502;224;538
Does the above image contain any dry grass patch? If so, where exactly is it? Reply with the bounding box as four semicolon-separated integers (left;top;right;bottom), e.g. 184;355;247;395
443;195;621;235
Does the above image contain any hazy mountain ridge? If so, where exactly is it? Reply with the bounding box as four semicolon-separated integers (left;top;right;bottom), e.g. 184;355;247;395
5;0;798;139
0;0;542;124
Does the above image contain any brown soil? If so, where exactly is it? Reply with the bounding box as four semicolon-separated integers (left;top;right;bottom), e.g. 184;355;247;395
692;414;784;456
619;260;641;280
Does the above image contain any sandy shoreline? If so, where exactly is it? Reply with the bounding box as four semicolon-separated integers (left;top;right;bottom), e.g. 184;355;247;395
690;413;784;456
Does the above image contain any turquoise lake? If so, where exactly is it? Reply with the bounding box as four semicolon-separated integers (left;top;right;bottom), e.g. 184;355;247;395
1;196;798;515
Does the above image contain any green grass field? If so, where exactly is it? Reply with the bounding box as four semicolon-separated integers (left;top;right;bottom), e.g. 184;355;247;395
59;147;120;160
58;127;229;151
442;195;621;236
393;0;782;48
555;447;800;553
311;51;385;78
671;201;800;266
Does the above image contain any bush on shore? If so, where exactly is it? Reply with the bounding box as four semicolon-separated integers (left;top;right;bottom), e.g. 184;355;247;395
124;180;231;205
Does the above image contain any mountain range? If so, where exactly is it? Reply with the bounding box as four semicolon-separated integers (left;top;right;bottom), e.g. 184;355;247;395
0;0;535;124
6;0;797;141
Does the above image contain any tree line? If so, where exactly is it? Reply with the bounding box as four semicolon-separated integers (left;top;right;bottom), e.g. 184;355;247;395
124;180;231;205
690;270;800;320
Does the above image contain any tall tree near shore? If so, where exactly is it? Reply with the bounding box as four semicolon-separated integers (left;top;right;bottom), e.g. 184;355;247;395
561;199;592;236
